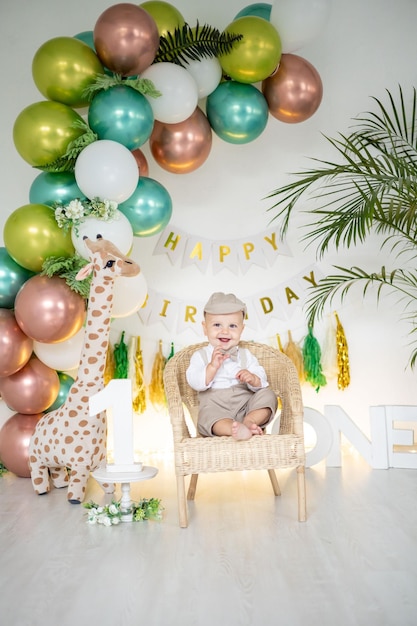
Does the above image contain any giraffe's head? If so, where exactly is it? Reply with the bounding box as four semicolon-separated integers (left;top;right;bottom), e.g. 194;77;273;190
76;234;140;281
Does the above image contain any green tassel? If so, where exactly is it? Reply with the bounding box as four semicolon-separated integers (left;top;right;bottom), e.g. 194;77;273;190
114;331;129;379
302;327;327;392
166;342;175;361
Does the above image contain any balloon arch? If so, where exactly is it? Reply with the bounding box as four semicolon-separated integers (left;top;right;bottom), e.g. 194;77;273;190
0;0;329;475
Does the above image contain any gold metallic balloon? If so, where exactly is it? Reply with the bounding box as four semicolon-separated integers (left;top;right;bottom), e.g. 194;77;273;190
32;36;104;108
140;1;185;37
262;53;323;123
13;101;84;167
3;204;75;272
150;107;212;174
94;4;160;76
221;16;282;83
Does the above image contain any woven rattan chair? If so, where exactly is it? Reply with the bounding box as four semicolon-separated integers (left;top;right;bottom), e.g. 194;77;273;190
163;341;306;527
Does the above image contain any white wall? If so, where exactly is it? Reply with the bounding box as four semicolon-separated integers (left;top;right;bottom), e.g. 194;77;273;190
1;0;416;450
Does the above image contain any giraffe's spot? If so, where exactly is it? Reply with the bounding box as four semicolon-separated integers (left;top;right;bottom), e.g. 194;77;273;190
48;417;55;425
78;457;85;463
29;455;37;463
69;410;78;418
89;333;99;341
64;421;69;428
82;430;91;436
93;446;100;455
74;445;83;453
96;285;105;294
34;478;44;485
92;310;102;318
45;445;50;453
52;428;58;435
53;456;59;464
79;420;88;427
64;436;74;444
87;356;98;365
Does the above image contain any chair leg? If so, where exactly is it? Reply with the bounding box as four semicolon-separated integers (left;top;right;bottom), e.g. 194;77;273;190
187;474;199;500
177;475;188;528
267;469;281;496
297;466;307;522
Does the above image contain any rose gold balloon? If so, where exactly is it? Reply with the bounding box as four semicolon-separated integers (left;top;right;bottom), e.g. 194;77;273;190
0;309;33;377
0;356;59;414
150;107;212;174
94;3;160;76
132;148;149;177
14;275;86;343
262;54;323;123
0;413;42;477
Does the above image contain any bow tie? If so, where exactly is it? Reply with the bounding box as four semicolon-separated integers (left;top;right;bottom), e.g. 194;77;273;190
221;346;239;361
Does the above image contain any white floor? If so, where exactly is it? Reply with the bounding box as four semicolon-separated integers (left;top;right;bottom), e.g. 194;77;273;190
1;452;416;626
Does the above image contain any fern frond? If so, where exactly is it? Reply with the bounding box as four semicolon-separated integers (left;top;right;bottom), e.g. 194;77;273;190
154;22;243;67
42;255;92;298
36;119;97;173
82;73;161;100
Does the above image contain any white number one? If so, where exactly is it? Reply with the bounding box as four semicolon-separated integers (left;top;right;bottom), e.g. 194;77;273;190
89;379;135;467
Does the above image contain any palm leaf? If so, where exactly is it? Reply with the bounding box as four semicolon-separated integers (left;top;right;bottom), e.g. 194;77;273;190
154;22;243;67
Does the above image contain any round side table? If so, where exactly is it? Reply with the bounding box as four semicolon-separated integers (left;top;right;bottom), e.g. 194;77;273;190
92;465;158;522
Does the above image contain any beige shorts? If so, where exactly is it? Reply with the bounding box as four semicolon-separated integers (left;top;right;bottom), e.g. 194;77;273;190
197;384;278;437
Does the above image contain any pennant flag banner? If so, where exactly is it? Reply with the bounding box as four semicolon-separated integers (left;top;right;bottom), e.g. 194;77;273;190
153;226;293;274
137;265;324;335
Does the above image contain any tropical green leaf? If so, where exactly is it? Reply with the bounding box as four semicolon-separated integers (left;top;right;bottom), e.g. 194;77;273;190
154;22;243;67
42;255;92;298
82;73;161;100
36;119;97;173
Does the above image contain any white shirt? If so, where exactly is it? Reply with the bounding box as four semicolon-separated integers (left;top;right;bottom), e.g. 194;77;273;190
186;344;269;392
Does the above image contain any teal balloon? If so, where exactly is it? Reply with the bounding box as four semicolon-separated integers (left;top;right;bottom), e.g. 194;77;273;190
46;372;74;412
119;176;172;237
29;172;85;207
206;81;269;144
234;3;272;20
88;85;154;150
0;248;35;309
74;31;95;50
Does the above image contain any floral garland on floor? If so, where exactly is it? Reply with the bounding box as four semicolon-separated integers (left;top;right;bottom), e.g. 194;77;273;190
83;498;163;526
0;462;8;476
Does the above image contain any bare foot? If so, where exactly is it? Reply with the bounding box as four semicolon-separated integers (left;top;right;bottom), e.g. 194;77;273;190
232;421;262;440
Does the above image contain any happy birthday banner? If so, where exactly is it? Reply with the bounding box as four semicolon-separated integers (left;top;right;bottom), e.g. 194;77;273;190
137;265;324;334
153;225;293;274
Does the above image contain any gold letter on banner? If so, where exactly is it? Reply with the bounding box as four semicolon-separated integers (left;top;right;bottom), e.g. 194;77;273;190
260;297;273;314
264;232;278;251
243;242;255;260
285;287;299;304
219;245;231;262
303;270;318;287
189;241;203;261
163;231;181;251
185;305;197;323
159;299;171;318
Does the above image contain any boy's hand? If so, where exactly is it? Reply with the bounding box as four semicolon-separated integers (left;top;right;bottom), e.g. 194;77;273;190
236;369;261;387
210;346;231;370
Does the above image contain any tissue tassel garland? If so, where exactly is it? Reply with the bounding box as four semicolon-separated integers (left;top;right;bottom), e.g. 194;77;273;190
283;330;305;382
302;326;327;392
335;312;350;390
128;336;146;414
149;340;167;409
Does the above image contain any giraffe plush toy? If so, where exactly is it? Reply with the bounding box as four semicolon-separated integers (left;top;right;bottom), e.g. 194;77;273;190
29;234;140;503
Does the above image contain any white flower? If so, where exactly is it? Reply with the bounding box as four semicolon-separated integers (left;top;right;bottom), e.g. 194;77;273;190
108;503;119;515
101;516;112;527
65;199;85;220
111;518;120;525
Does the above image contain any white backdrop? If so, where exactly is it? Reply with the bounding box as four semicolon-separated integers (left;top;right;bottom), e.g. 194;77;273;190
1;0;416;450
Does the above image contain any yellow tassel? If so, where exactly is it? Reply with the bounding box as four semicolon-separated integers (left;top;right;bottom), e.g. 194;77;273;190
283;330;305;382
129;336;146;414
276;333;284;352
104;342;115;385
149;340;167;409
335;312;350;390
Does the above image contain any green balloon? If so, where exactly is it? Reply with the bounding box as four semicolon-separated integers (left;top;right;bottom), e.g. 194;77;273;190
32;36;104;108
13;101;84;167
0;248;35;309
3;204;75;272
29;172;85;207
221;16;281;83
140;1;185;37
46;372;75;412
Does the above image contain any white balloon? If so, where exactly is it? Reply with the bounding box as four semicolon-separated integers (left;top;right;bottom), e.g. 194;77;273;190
184;57;222;99
71;211;134;259
270;0;331;53
141;62;199;123
33;327;85;371
75;140;139;203
111;273;148;318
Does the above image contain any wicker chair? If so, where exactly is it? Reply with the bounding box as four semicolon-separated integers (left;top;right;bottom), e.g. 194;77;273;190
163;341;307;527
